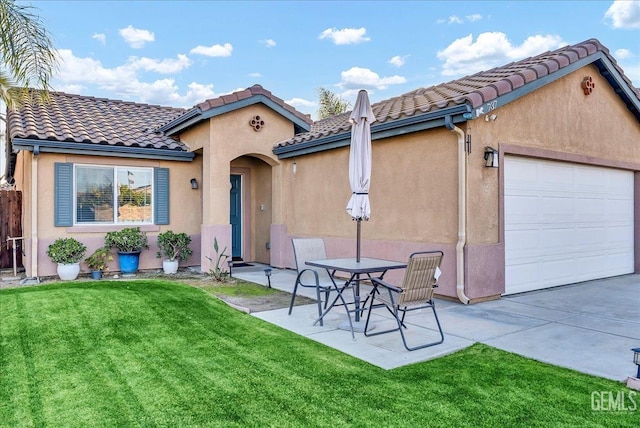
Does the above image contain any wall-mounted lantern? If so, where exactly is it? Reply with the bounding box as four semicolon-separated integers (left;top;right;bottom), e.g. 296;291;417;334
190;178;198;189
483;147;499;168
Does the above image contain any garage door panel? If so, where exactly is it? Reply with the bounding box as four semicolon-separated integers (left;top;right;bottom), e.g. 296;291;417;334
504;195;538;219
575;197;605;217
542;164;574;188
607;198;633;219
505;156;634;294
541;196;575;217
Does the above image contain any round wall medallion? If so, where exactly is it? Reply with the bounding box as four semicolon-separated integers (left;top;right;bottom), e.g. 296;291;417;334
249;115;265;131
581;76;595;95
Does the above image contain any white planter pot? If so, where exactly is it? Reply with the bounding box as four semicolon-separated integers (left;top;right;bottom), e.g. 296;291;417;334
163;259;179;274
57;263;80;281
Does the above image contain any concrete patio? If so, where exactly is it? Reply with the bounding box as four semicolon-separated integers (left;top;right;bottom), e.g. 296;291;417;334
231;263;639;381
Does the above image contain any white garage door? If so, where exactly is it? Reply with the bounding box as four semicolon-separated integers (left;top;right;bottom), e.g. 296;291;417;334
504;156;634;295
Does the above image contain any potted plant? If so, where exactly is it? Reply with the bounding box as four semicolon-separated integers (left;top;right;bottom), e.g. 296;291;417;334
105;227;149;274
84;246;114;279
46;237;87;280
156;230;193;274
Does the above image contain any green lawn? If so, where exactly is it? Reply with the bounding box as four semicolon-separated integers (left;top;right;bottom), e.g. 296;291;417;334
0;280;636;427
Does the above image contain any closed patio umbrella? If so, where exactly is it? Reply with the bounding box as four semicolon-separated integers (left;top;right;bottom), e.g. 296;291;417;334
346;89;376;263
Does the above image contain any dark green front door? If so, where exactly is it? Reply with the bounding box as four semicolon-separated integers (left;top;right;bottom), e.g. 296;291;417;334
230;174;242;259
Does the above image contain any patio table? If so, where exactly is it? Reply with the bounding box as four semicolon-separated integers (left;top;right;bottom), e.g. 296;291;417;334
306;257;407;337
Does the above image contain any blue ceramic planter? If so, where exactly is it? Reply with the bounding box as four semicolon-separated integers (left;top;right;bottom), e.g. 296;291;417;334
117;251;141;274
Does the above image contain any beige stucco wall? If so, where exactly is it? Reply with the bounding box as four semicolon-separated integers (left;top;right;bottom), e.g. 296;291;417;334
466;65;640;246
281;128;459;243
20;152;202;277
179;103;294;268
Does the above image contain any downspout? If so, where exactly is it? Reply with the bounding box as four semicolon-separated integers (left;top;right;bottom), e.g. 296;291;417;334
444;116;470;304
30;145;39;278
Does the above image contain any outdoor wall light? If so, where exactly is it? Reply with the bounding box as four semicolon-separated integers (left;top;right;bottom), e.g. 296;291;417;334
264;268;272;288
484;147;499;168
632;347;640;378
190;178;198;189
292;161;297;175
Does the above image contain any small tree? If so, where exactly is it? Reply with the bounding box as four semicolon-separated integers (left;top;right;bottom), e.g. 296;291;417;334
316;87;351;119
156;230;192;262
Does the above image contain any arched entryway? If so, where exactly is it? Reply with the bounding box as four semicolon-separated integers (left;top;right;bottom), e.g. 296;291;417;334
230;155;273;264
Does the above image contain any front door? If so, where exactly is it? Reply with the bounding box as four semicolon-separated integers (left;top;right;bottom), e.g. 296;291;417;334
229;174;242;259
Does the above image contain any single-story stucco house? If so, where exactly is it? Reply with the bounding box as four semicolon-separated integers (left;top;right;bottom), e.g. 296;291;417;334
4;38;639;303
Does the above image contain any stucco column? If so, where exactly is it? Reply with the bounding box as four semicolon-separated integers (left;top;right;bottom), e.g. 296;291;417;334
200;144;233;271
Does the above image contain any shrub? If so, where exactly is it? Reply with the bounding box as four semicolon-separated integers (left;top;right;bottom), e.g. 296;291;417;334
47;238;87;264
156;230;192;261
105;227;149;253
206;237;230;282
84;247;114;271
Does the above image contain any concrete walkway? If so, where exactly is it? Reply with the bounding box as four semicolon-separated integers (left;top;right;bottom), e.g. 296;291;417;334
232;264;640;381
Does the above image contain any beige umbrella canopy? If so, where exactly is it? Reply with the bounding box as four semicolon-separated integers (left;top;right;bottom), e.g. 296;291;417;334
346;89;376;262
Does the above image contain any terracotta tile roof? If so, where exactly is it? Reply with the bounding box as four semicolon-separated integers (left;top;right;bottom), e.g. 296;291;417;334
194;84;313;126
275;38;639;149
7;91;189;151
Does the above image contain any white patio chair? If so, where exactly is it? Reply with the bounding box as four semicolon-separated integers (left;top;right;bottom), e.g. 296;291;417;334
288;238;349;327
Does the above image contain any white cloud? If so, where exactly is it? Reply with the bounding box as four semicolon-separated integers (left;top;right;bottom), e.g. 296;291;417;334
286;98;315;108
126;54;191;74
437;32;566;76
339;67;406;90
388;55;408;67
92;33;106;45
181;82;217;106
438;14;482;24
248;72;262;78
319;27;370;45
51;49;209;108
615;48;634;59
260;39;276;47
605;0;640;29
54;83;86;94
119;25;154;49
190;43;233;57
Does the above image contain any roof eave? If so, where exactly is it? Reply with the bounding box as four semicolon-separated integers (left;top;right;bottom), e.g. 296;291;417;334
11;138;195;162
161;95;312;136
468;52;640;122
274;104;471;159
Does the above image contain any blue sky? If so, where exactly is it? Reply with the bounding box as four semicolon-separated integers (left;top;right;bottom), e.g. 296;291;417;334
23;0;640;118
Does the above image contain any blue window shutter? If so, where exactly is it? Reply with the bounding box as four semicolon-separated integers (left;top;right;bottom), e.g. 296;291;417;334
154;167;169;225
54;163;73;226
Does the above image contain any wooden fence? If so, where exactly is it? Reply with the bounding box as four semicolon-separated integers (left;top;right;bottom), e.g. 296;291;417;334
0;190;23;270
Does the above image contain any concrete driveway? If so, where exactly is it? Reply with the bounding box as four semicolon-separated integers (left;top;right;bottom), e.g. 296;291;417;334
233;265;639;381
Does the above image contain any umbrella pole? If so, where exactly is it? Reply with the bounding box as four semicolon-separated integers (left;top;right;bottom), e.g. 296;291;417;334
356;219;361;263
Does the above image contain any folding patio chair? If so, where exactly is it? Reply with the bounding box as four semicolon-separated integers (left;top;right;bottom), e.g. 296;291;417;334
364;251;445;351
288;238;352;327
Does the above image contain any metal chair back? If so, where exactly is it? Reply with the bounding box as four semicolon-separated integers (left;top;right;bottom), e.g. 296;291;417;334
291;238;334;286
397;251;443;306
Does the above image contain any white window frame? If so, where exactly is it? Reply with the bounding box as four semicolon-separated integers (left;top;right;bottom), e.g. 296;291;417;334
73;164;155;226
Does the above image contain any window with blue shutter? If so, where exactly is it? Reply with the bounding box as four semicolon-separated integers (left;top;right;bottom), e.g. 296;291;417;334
154;167;170;225
54;163;169;226
54;163;73;226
